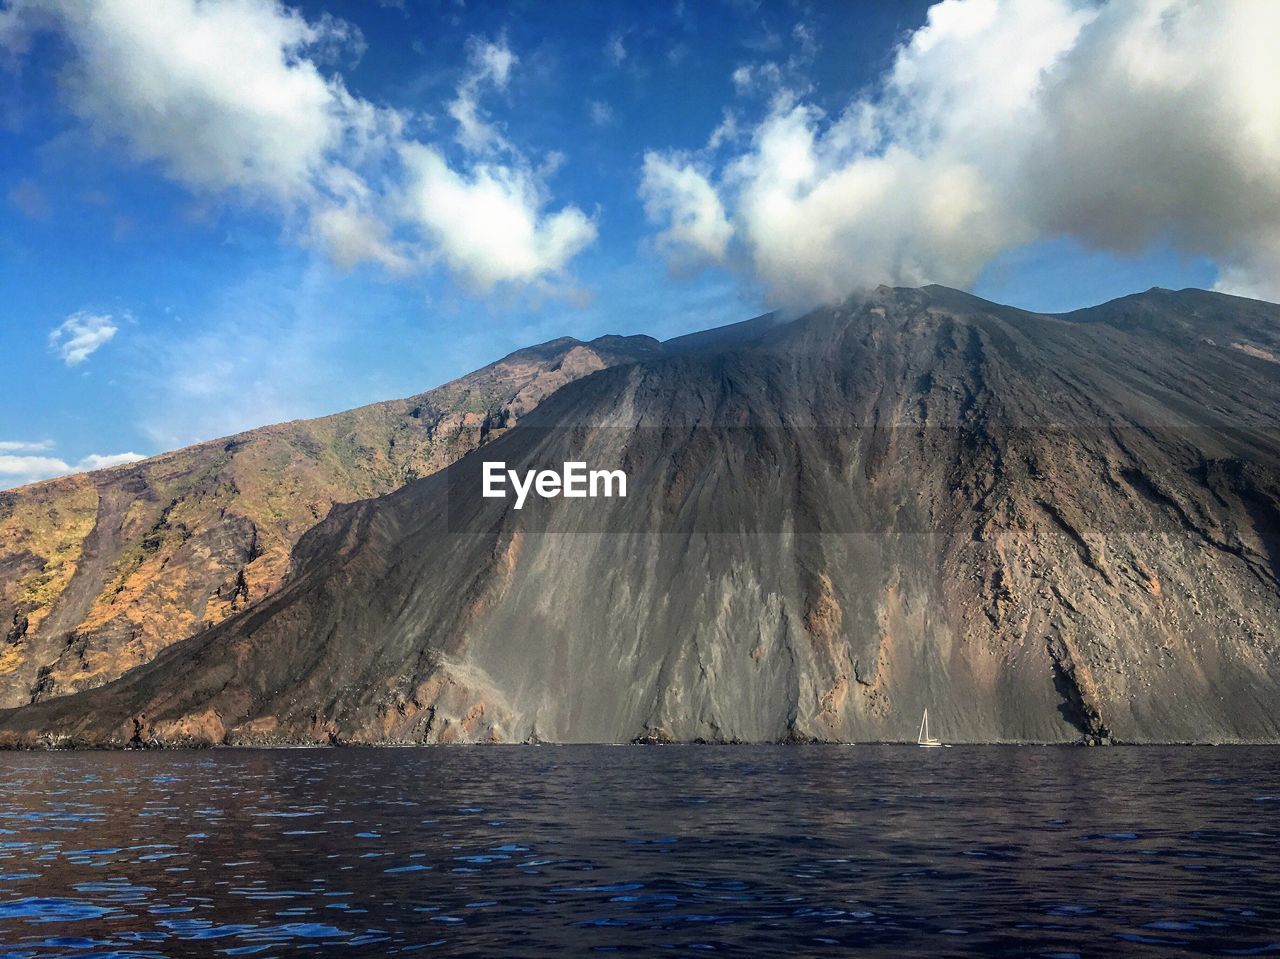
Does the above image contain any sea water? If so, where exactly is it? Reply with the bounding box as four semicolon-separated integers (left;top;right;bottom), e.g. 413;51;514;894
0;745;1276;956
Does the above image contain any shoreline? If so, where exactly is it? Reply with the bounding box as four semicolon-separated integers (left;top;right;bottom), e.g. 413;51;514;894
3;738;1276;752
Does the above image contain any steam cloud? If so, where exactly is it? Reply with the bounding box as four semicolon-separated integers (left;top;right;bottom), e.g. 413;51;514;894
642;0;1280;310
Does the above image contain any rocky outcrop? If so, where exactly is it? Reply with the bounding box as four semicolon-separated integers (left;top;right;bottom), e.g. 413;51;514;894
2;286;1278;746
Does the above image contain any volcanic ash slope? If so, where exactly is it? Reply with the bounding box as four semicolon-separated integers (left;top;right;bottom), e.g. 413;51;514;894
2;285;1278;746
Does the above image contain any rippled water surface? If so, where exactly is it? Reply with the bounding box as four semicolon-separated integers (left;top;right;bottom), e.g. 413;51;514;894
0;746;1277;956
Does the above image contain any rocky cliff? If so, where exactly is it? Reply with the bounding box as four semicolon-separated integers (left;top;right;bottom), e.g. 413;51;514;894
1;286;1278;746
0;333;662;708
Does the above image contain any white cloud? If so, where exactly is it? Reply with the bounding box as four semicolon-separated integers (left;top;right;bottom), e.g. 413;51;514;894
645;0;1280;308
24;0;372;202
308;199;410;273
1024;0;1280;299
5;2;594;294
76;452;147;470
471;37;516;86
0;440;54;452
401;144;597;291
449;37;518;154
0;456;70;486
640;152;733;264
731;62;782;95
48;311;119;365
706;111;739;151
0;2;32;56
792;21;818;59
588;100;614;127
0;447;145;489
605;32;627;66
8;178;49;219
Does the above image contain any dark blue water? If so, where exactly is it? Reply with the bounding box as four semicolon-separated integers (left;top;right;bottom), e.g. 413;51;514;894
0;746;1277;957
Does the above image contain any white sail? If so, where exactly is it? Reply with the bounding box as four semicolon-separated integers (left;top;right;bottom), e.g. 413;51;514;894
918;707;942;747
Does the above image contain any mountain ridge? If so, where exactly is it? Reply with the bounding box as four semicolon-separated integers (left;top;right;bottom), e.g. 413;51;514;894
2;285;1277;747
0;331;666;708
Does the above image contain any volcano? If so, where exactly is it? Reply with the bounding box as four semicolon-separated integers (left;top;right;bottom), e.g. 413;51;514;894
2;285;1279;746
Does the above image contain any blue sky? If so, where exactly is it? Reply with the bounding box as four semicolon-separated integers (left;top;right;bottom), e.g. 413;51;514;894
2;0;1269;487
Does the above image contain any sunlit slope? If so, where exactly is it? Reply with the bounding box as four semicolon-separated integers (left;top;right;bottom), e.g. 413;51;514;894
0;334;661;708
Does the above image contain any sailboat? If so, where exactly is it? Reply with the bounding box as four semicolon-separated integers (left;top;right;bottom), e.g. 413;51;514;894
917;708;943;747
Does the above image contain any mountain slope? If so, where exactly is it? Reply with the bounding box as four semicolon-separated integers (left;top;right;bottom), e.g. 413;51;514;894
2;286;1279;746
0;333;663;708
